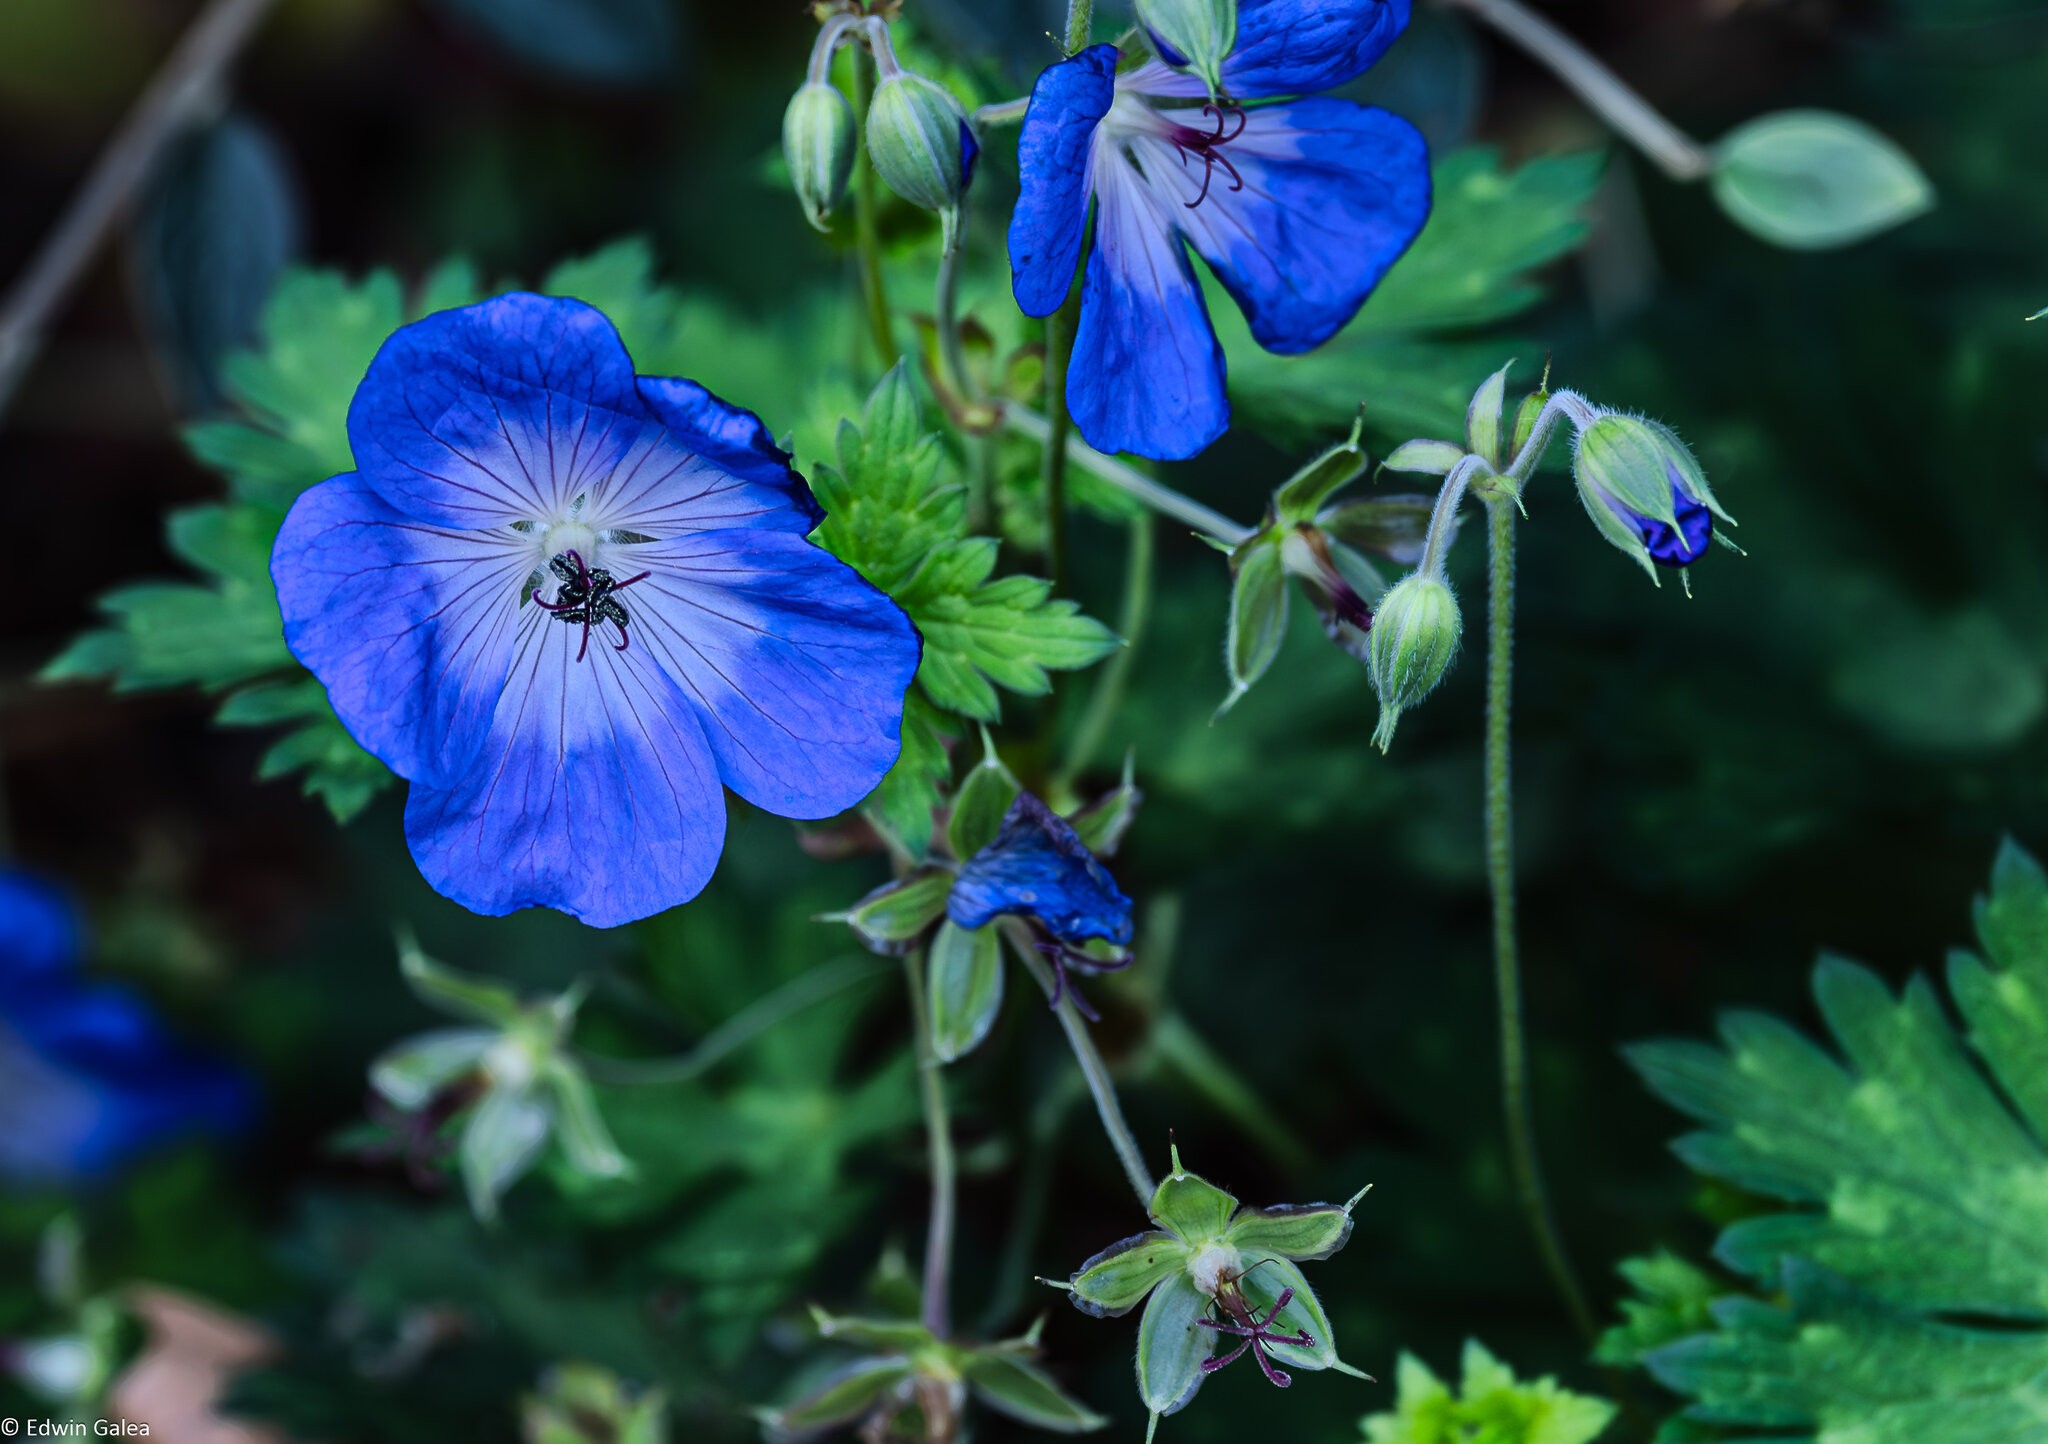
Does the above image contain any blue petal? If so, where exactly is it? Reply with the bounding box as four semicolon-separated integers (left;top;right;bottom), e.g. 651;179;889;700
404;612;728;928
1068;162;1229;460
949;793;1134;946
273;474;536;787
590;377;822;535
348;293;650;529
0;870;79;981
621;529;922;819
1010;44;1119;318
1614;485;1714;567
1175;99;1431;354
960;121;981;188
1126;0;1411;98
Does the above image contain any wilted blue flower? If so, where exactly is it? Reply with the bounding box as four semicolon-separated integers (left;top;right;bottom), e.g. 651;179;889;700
1008;0;1431;461
272;294;922;928
0;872;248;1186
949;793;1134;1016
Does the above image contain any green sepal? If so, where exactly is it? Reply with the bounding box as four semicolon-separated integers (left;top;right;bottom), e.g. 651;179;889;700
1238;1259;1339;1373
1219;536;1288;717
1223;1196;1361;1262
1511;388;1550;461
927;920;1004;1064
399;934;523;1027
1318;495;1438;568
1381;439;1466;477
961;1350;1108;1434
832;869;954;957
524;1364;668;1444
1149;1144;1240;1243
947;730;1020;861
1135;1271;1212;1417
459;1085;554;1223
809;1306;937;1352
1465;362;1513;469
1070;753;1142;858
1271;414;1368;523
369;1026;494;1110
1067;1231;1190;1318
545;1059;633;1181
765;1356;915;1433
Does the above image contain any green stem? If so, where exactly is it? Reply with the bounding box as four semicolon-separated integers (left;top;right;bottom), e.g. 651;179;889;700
1042;299;1077;596
849;50;895;369
1006;924;1155;1209
902;950;958;1339
582;955;887;1085
1004;405;1252;546
1064;0;1096;50
1058;511;1154;787
1484;500;1597;1342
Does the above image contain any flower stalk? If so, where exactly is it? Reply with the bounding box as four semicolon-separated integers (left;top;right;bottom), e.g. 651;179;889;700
902;948;959;1339
1004;405;1254;547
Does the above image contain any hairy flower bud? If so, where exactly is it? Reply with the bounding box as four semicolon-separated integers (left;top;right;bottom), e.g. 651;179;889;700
866;70;978;253
1136;0;1238;98
1368;573;1462;752
1571;413;1733;581
783;81;857;232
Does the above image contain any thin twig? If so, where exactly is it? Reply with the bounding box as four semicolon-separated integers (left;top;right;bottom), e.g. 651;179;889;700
0;0;282;424
1005;405;1254;546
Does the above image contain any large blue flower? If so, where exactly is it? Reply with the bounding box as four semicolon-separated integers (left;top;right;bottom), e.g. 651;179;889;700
0;872;249;1186
1008;0;1432;461
272;294;922;928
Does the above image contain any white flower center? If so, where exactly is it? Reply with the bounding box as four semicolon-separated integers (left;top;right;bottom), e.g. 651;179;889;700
541;520;599;565
1187;1240;1243;1298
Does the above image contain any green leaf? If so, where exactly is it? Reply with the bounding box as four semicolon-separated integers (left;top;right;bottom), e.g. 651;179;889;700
1225;1201;1358;1263
962;1351;1108;1434
1592;1251;1722;1368
1068;1231;1190;1319
1227;148;1603;444
1626;840;2048;1438
1362;1340;1616;1444
1711;110;1935;251
815;366;1119;726
1136;1272;1212;1417
926;920;1003;1064
1148;1146;1240;1244
834;869;954;957
864;693;952;860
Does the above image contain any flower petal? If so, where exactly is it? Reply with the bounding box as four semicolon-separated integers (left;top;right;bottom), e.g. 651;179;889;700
1009;43;1119;318
621;529;921;819
588;376;823;536
403;611;728;928
1069;158;1228;460
0;870;80;980
348;293;649;528
273;473;536;787
948;793;1134;946
1169;99;1431;354
1124;0;1412;99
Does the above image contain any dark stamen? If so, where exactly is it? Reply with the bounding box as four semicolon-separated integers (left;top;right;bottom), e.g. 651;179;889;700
1171;103;1249;210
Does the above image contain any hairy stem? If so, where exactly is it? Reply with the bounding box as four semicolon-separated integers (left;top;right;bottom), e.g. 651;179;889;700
0;0;280;423
849;49;896;368
902;950;958;1339
1058;511;1155;787
582;956;887;1086
1438;0;1713;181
971;97;1031;126
1484;500;1597;1342
1064;0;1096;50
1007;926;1155;1209
1005;406;1253;546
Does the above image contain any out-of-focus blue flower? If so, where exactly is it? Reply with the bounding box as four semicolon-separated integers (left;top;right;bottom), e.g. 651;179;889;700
1008;0;1431;462
0;873;248;1186
272;294;923;928
949;792;1134;947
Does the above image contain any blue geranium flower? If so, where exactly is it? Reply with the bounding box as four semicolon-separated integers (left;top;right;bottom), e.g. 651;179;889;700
950;793;1134;1017
0;872;249;1186
1008;0;1432;461
272;294;923;928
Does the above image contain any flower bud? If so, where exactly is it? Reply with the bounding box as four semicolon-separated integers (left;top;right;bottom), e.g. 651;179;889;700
1368;573;1462;752
1136;0;1238;98
866;70;978;253
783;81;857;232
1572;413;1733;581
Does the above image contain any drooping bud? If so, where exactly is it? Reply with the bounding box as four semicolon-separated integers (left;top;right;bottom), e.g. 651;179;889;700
1136;0;1238;99
1571;413;1733;582
1367;573;1462;752
783;82;857;232
865;65;978;254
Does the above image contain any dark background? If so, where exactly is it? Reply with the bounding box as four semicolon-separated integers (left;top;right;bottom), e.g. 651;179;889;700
2;0;2044;1439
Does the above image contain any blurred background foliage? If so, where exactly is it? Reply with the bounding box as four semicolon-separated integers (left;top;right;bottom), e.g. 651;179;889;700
1;0;2045;1440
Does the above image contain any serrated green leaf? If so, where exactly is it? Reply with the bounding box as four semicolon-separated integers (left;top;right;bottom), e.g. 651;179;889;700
1362;1339;1616;1444
1593;1251;1722;1367
926;920;1003;1063
1627;841;2048;1438
863;692;952;860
